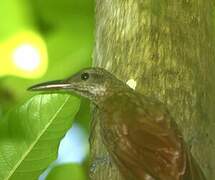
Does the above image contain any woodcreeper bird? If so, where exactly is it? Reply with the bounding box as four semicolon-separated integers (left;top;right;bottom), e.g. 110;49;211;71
28;67;206;180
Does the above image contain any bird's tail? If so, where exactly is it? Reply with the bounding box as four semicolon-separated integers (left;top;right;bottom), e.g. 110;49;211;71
183;151;206;180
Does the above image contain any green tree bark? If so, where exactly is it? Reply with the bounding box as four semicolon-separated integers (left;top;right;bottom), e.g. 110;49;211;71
90;1;215;179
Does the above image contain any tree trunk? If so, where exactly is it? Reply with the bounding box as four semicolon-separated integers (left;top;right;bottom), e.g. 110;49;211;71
90;1;215;179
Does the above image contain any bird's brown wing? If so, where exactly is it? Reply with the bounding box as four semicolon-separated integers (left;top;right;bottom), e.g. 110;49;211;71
100;94;205;180
101;102;206;180
116;113;185;179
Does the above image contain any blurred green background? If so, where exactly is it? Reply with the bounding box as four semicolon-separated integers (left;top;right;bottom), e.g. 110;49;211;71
0;0;94;179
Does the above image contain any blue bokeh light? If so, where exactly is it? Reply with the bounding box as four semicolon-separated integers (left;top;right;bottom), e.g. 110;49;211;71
39;123;89;180
56;123;89;164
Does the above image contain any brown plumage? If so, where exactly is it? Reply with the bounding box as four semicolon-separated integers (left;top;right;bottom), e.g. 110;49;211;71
99;90;205;180
28;67;206;180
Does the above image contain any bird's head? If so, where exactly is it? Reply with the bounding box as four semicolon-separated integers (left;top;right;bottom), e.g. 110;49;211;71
28;67;126;104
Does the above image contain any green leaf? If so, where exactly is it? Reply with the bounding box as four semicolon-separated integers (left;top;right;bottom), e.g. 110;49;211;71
0;94;80;180
46;163;87;180
75;99;91;132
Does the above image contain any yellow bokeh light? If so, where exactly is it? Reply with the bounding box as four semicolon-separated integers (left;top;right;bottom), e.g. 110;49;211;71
0;31;48;79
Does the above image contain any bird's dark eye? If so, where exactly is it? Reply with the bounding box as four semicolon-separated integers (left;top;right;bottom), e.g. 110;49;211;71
81;72;89;80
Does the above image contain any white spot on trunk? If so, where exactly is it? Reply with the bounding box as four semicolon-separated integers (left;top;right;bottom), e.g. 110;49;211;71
126;79;137;90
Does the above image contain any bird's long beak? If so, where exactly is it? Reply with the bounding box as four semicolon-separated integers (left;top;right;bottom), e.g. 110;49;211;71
27;80;71;92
